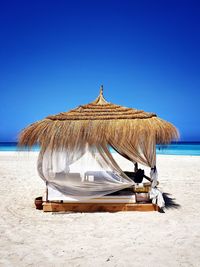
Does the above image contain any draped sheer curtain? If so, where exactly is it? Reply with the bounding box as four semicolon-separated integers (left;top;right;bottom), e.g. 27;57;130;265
37;143;134;200
109;136;156;169
108;138;164;207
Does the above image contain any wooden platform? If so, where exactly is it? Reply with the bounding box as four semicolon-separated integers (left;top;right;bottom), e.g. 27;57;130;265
42;202;158;212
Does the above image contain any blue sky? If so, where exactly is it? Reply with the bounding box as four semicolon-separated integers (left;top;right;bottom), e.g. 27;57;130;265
0;0;200;141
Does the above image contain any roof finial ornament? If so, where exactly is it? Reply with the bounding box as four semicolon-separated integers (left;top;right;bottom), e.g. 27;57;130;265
92;85;108;105
100;85;103;96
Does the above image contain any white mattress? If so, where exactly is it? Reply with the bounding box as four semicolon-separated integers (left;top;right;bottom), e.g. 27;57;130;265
44;186;136;204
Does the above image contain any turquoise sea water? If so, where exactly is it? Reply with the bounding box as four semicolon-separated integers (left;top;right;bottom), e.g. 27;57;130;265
156;142;200;156
0;142;200;156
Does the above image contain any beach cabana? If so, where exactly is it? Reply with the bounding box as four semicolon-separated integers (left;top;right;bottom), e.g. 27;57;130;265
19;86;178;212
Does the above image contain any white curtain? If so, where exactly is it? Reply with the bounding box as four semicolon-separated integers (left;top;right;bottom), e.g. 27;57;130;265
37;144;134;199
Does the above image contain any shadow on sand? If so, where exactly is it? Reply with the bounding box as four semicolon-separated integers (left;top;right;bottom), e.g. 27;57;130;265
163;193;181;210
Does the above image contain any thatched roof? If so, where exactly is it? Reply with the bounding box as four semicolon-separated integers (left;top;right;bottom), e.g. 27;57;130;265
19;86;179;149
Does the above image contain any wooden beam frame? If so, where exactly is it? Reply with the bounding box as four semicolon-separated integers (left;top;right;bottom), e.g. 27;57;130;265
42;202;158;212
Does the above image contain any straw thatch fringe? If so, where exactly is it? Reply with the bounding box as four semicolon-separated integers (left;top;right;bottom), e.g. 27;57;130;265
19;117;179;150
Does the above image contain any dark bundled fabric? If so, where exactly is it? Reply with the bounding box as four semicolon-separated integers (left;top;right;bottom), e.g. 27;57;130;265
124;169;145;184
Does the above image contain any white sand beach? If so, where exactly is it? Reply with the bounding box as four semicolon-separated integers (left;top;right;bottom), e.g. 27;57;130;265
0;152;200;267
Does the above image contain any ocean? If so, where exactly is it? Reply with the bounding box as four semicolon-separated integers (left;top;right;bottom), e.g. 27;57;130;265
0;142;200;156
156;142;200;156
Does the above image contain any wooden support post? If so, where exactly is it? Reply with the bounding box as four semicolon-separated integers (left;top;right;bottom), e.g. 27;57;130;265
46;181;49;203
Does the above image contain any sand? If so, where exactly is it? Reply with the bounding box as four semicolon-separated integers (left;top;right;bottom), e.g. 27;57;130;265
0;152;200;267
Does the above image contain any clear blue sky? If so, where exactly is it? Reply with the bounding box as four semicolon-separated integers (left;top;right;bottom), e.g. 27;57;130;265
0;0;200;141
